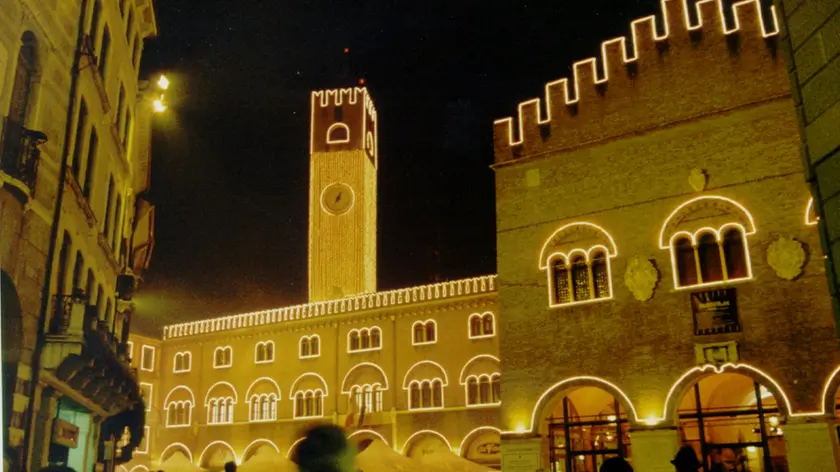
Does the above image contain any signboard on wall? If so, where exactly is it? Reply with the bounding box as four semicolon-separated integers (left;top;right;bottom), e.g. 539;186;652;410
691;288;739;335
502;438;542;472
52;419;79;448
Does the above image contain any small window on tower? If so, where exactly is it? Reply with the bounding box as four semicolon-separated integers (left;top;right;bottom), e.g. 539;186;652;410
326;123;350;144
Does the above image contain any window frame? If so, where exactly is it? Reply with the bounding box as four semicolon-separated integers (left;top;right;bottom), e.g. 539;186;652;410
668;223;753;290
347;326;383;353
546;246;614;308
254;340;275;364
140;345;155;372
164;400;193;428
468;312;495;339
213;346;233;369
139;382;153;412
411;319;437;346
293;389;325;419
464;373;501;407
299;335;321;359
407;379;445;411
173;351;191;373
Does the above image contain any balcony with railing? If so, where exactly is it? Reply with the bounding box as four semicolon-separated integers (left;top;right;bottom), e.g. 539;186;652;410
43;290;140;414
0;117;46;194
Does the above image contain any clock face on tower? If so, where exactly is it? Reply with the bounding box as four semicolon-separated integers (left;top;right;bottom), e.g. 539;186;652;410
321;183;355;215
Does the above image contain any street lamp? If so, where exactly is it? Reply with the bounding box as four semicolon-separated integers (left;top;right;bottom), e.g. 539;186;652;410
157;74;170;91
152;98;167;113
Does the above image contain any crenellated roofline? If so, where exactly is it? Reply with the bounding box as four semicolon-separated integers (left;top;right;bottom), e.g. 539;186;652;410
162;275;497;340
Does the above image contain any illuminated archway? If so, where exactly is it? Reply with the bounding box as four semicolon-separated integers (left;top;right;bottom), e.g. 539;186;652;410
658;195;756;249
528;376;639;434
401;430;452;457
821;366;840;415
198;441;237;471
348;429;389;452
674;371;788;471
159;443;193;464
459;427;501;468
286;437;305;461
241;439;279;464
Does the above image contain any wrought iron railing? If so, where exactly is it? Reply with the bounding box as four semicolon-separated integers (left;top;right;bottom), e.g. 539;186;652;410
0;117;46;192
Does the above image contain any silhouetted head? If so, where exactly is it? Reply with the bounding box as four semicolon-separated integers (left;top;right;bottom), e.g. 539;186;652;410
297;425;356;472
224;461;237;472
600;456;633;472
672;445;702;472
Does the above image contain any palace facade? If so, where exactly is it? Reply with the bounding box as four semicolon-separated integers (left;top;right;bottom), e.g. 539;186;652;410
1;0;159;471
125;89;503;471
492;1;840;471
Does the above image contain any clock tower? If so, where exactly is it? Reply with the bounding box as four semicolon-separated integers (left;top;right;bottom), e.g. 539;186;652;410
308;87;378;302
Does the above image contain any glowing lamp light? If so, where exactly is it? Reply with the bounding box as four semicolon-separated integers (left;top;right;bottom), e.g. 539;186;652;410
514;423;527;433
747;446;757;453
157;75;170;90
152;99;167;113
769;416;779;426
607;415;617;422
642;415;660;426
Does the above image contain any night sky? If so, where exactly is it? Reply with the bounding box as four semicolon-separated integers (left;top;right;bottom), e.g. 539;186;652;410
131;0;666;335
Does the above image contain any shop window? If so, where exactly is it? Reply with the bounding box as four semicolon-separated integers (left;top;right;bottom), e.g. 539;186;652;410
408;379;443;410
412;320;436;345
468;313;495;339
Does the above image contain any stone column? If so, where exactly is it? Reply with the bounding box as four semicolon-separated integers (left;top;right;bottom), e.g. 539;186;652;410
500;435;543;472
784;418;838;472
628;428;680;472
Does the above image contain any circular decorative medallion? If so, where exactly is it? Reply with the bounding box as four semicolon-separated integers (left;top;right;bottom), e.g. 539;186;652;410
766;236;805;280
321;183;354;215
624;256;659;302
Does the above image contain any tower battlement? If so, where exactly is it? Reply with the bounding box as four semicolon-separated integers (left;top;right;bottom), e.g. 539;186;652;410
493;0;788;164
310;87;378;162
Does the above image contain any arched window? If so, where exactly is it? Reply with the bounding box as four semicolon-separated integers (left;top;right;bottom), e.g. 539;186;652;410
349;327;381;352
549;250;612;306
467;378;478;405
165;401;192;427
349;331;360;351
350;384;383;413
408;380;444;410
723;228;747;279
300;335;320;358
326;123;350;144
173;352;191;373
207;396;234;424
468;313;495;339
99;26;111;79
214;346;232;368
675;237;697;287
571;255;590;301
370;327;381;348
300;337;309;357
671;226;751;288
412;320;436;345
552;258;571;304
361;330;370;349
591;251;609;299
293;390;324;418
466;375;501;406
255;341;274;363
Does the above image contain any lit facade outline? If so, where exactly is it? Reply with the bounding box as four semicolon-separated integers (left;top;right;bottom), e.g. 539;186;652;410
538;222;619;270
402;360;450;388
459;355;501;384
464;373;501;407
245;377;282;400
286;438;305;459
163;386;196;428
348;429;389;445
292;388;325;419
159;443;193;463
248;393;279;422
204;381;239;406
319;182;356;215
806;197;819;226
493;0;780;147
658;195;756;249
139;382;153;412
299;334;321;359
197;441;238;468
457;426;501;456
545;245;615;308
406;379;446;411
241;439;280;462
341;362;390;393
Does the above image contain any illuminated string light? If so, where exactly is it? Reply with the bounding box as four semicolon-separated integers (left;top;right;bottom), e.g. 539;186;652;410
291;388;325;419
464;374;501;408
139;382;153;412
299;334;321;359
241;439;280;463
459;355;500;384
140;345;156;372
544;244;615;308
348;429;389;445
172;351;192;373
326;123;351;144
286;438;305;459
160;443;193;464
406;379;446;411
456;427;501;457
204;381;239;406
213;346;233;368
289;372;329;397
538;222;619;270
658;196;756;249
341;362;390;393
346;326;383;353
402;361;450;388
197;441;238;467
495;0;780;148
254;340;275;364
805;198;819;226
245;377;282;400
400;429;453;455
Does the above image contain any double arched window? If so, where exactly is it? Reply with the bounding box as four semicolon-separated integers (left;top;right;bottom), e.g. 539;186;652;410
468;313;495;339
412;320;436;345
294;390;324;418
348;327;382;352
350;384;383;413
254;341;274;363
207;397;234;424
214;346;232;368
408;380;444;410
299;335;320;358
249;394;278;422
466;374;501;406
672;226;749;288
173;351;191;373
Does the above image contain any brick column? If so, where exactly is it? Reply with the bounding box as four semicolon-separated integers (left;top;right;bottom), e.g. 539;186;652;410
784;418;839;472
628;428;680;472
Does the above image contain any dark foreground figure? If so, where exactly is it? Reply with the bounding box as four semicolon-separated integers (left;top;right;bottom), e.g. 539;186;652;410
297;425;357;472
